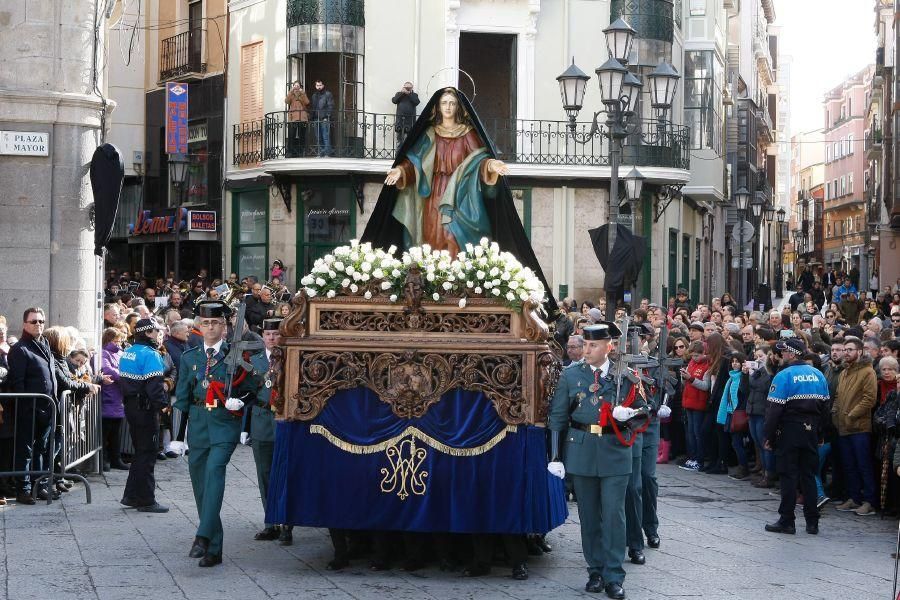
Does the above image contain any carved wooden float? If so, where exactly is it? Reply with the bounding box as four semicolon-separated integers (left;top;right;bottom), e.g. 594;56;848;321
273;289;561;427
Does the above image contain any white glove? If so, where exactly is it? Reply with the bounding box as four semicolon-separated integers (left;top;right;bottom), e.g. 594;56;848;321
612;405;637;422
547;461;566;479
225;397;245;411
657;405;672;419
167;441;187;455
240;432;251;445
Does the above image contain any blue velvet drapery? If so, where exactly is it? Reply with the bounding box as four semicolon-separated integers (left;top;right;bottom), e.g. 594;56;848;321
266;387;567;534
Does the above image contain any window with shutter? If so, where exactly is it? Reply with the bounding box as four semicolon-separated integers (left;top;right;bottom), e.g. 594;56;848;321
239;41;264;164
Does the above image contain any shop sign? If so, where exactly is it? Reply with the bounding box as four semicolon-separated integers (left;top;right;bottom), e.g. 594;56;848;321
188;210;217;232
188;122;208;143
0;131;50;156
130;208;186;236
165;82;189;154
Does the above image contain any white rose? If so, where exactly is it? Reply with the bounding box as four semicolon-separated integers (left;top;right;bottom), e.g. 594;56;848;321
324;255;335;265
479;237;489;246
474;287;482;294
492;288;501;296
484;281;493;289
509;280;519;289
334;261;345;271
465;243;474;253
364;253;376;263
432;292;440;301
392;269;402;277
442;281;452;291
466;280;474;288
501;271;511;281
346;266;356;275
305;288;318;297
352;272;362;282
364;291;372;300
458;298;467;308
315;277;326;286
490;242;500;253
350;284;359;293
422;244;432;254
361;273;370;282
489;267;499;277
478;257;487;267
361;262;372;273
474;246;484;258
476;270;486;280
300;275;313;286
328;270;336;278
341;278;351;287
373;268;384;279
389;294;398;302
388;244;397;255
326;290;336;298
402;255;412;265
426;273;435;282
519;291;530;301
350;239;359;247
506;292;515;301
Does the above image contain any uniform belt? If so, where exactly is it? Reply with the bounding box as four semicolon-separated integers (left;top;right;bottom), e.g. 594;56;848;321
569;422;615;435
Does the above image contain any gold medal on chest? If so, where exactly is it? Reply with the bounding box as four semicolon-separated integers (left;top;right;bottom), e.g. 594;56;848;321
589;383;600;393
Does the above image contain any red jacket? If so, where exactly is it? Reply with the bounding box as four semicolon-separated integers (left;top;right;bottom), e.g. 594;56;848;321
682;357;711;411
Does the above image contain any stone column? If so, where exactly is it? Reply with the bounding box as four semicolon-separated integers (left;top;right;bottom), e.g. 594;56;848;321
0;0;109;345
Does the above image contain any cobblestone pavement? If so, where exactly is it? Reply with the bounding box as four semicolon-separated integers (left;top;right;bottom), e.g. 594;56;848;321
1;447;896;600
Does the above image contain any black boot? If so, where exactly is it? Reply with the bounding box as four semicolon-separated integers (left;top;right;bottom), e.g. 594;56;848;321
278;525;293;546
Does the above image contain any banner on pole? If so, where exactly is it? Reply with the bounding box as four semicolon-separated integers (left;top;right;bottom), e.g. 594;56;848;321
165;82;189;154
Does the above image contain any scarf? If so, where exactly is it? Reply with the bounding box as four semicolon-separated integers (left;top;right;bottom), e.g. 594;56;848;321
716;369;742;426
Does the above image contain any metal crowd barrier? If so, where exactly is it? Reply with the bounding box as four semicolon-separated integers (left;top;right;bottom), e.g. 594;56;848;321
117;401;187;456
0;393;59;505
59;390;101;492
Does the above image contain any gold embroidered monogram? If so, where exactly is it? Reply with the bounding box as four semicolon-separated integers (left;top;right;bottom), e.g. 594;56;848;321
380;437;429;500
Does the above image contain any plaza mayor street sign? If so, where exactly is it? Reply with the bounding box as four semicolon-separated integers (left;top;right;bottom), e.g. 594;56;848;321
0;130;50;156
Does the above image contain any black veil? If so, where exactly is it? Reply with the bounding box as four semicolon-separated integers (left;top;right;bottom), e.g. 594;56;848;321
360;87;558;314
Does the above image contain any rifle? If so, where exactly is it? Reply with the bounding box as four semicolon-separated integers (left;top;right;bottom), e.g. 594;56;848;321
222;303;264;431
652;323;684;411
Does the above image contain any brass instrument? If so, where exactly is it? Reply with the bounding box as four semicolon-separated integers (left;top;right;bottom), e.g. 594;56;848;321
265;279;291;302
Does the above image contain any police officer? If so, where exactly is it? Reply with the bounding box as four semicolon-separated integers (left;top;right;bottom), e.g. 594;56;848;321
174;301;260;567
763;337;830;535
548;322;646;599
240;318;291;544
119;318;171;513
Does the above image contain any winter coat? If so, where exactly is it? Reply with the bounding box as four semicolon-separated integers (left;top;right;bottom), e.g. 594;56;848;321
833;356;877;435
746;365;773;416
284;87;310;122
100;342;125;419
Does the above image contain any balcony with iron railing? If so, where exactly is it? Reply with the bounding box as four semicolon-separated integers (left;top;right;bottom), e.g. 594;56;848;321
159;29;206;82
865;127;883;159
232;111;691;171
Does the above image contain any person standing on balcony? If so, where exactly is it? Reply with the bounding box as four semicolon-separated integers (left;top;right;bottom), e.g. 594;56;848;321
310;79;334;157
392;81;419;145
284;82;309;158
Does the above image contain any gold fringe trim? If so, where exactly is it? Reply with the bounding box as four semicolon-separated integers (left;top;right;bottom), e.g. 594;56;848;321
309;424;518;457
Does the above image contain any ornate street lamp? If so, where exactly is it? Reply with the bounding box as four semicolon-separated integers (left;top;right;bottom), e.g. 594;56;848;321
735;187;751;211
555;17;679;309
776;207;786;291
750;196;764;220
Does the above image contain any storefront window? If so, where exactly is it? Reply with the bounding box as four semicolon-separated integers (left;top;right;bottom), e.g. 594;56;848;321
684;51;723;153
232;189;268;281
298;181;355;280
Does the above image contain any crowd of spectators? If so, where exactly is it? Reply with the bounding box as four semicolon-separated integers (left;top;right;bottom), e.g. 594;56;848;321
0;263;296;506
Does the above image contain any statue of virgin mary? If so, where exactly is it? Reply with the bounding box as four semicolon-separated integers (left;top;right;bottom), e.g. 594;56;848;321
361;87;557;311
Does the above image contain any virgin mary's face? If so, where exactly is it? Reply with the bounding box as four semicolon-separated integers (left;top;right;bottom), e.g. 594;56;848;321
439;93;459;120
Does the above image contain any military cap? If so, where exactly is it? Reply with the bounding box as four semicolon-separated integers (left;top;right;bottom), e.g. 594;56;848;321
262;318;283;331
583;321;622;340
196;300;232;319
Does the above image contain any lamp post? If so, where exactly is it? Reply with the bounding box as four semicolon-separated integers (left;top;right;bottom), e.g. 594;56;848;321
735;187;751;308
763;204;775;287
556;17;679;310
750;196;764;305
776;207;786;293
168;153;189;283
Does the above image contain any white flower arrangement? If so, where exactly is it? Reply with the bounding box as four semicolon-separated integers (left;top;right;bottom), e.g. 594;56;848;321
299;238;545;311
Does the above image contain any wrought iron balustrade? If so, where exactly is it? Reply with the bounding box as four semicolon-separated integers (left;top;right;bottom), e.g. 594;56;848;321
232;110;690;170
160;30;205;81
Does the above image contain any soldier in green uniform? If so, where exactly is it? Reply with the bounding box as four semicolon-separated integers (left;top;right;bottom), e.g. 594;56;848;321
174;301;260;567
240;318;292;544
548;323;646;599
